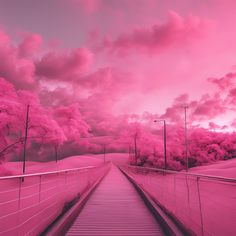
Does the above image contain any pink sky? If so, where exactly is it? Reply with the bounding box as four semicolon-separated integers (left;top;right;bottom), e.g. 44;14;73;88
1;0;236;130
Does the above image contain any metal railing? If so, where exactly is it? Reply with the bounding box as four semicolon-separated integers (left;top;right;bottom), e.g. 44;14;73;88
0;163;110;236
120;165;236;236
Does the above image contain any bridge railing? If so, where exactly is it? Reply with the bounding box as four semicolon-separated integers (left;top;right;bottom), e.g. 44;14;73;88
0;163;110;236
120;165;236;236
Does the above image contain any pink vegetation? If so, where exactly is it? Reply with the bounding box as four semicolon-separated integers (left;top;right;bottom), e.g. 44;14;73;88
0;3;236;174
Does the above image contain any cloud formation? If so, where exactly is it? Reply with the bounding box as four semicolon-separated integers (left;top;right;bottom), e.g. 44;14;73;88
98;11;209;55
36;48;93;81
18;34;42;57
0;32;36;89
1;1;236;169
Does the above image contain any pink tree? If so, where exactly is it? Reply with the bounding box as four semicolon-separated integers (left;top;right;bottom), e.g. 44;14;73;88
119;123;162;166
0;78;66;163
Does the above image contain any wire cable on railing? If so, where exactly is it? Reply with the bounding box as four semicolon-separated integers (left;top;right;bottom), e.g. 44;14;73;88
120;164;236;236
0;163;111;236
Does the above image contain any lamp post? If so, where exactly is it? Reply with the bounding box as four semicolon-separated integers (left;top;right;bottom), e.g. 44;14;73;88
23;104;30;174
183;105;189;172
154;119;167;170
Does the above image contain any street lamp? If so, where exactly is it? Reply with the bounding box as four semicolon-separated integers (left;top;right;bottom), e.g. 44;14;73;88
154;119;167;170
23;104;30;174
182;105;189;172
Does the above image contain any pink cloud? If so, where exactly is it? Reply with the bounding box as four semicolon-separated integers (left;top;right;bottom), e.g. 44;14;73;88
208;121;227;131
98;11;209;55
192;94;226;119
0;47;35;89
230;119;236;128
35;48;93;81
161;91;227;124
18;33;42;57
226;87;236;106
80;67;132;93
71;0;157;14
208;72;236;91
0;30;38;89
0;30;10;46
160;94;189;123
78;0;101;13
1;4;236;166
39;87;79;107
207;71;236;108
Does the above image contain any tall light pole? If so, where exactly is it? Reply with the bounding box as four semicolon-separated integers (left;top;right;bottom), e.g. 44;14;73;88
183;105;189;172
23;105;30;174
154;119;167;170
163;120;167;170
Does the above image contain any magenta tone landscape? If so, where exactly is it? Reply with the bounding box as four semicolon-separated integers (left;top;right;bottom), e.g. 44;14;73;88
0;1;236;236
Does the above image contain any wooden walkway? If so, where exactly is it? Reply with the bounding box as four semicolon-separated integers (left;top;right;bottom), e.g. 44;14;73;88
66;165;165;236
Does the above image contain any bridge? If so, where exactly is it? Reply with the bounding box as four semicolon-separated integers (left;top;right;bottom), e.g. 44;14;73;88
0;161;235;236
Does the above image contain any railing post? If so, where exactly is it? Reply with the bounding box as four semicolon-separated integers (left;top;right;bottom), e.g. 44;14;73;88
185;173;190;206
38;175;42;203
185;173;191;228
64;171;67;202
17;177;22;236
173;174;176;213
197;177;204;236
88;169;92;187
77;169;80;196
18;178;22;210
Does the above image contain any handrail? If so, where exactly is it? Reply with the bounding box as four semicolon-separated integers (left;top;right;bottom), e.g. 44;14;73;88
123;164;236;236
0;165;98;180
126;165;236;183
0;162;111;236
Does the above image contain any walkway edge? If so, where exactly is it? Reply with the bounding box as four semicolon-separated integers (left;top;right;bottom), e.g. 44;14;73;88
42;164;111;236
119;166;192;236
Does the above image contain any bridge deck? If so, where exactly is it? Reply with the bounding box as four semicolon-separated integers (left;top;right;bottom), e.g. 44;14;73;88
66;164;165;236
